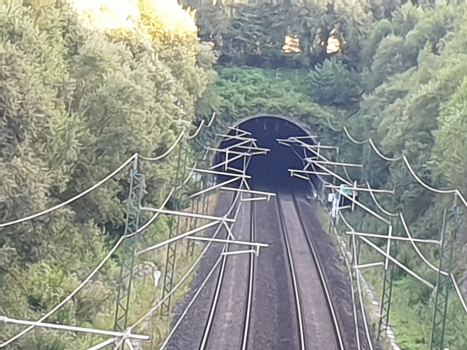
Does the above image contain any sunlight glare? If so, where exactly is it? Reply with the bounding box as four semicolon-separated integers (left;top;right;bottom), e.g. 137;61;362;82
65;0;196;33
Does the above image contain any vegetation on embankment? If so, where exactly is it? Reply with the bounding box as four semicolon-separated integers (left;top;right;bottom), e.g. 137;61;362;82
3;0;467;349
186;1;467;349
0;1;216;349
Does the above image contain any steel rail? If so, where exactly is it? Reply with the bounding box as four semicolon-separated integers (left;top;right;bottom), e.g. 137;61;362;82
198;196;241;350
159;254;225;350
292;195;345;350
276;195;307;350
324;208;362;350
196;233;230;350
199;145;258;350
241;197;256;350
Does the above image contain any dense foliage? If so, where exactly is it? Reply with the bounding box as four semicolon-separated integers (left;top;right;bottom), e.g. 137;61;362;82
3;0;467;349
190;1;467;349
181;0;375;69
0;1;215;349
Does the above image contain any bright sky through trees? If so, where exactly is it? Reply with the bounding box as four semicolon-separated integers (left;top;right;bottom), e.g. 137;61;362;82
65;0;197;32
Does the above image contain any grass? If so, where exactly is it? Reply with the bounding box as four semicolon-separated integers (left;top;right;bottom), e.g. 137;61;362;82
135;192;219;349
91;192;220;349
314;203;396;350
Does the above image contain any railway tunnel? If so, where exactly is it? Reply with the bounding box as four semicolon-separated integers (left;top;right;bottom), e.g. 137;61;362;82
168;116;369;350
213;115;323;195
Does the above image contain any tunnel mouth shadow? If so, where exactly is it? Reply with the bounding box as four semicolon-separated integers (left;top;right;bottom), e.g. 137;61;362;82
212;115;322;196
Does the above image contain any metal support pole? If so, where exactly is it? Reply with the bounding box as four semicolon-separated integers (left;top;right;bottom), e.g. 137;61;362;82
378;188;398;339
355;143;371;237
202;176;209;216
114;159;145;335
332;138;340;187
160;141;187;317
378;229;396;339
430;203;460;350
332;132;346;187
378;262;395;338
328;134;341;234
187;178;202;256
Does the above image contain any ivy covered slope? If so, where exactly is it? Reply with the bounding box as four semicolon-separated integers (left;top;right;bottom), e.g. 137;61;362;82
193;63;360;149
0;0;215;349
189;1;467;349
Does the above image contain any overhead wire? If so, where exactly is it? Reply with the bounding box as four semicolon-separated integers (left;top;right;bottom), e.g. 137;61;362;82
399;213;449;276
0;155;136;228
343;126;367;145
339;122;467;208
323;206;361;350
83;338;118;350
340;213;434;289
176;161;198;190
0;187;176;348
130;190;241;330
360;236;434;288
136;221;221;256
339;191;390;225
138;131;185;162
352;233;374;350
1;130;187;229
368;139;401;162
0;232;126;348
189;120;205;140
159;254;224;350
452;274;467;314
401;157;467;210
1;116;214;348
207;112;217;128
402;156;457;195
326;118;341;133
309;120;467;339
345;232;439;245
365;181;398;217
314;162;353;186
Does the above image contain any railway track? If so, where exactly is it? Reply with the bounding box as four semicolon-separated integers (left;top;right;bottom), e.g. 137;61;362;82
289;194;345;350
198;197;253;350
197;235;230;350
241;198;255;350
276;195;307;350
266;193;344;350
197;193;345;350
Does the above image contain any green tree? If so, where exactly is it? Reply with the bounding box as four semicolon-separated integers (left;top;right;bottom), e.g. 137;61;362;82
0;1;216;349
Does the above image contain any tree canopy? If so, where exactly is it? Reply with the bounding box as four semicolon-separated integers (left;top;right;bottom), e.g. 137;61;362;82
188;1;467;348
0;1;215;348
3;0;467;349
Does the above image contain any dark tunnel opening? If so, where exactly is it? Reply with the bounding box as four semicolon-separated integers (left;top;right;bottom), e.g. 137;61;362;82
213;115;322;195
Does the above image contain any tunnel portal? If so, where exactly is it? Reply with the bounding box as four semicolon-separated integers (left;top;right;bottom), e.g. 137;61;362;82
214;115;321;194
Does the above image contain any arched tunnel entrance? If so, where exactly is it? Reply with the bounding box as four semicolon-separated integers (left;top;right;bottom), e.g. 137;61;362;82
213;115;322;195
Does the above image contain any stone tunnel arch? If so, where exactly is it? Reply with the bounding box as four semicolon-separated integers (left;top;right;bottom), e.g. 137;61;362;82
212;114;323;195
